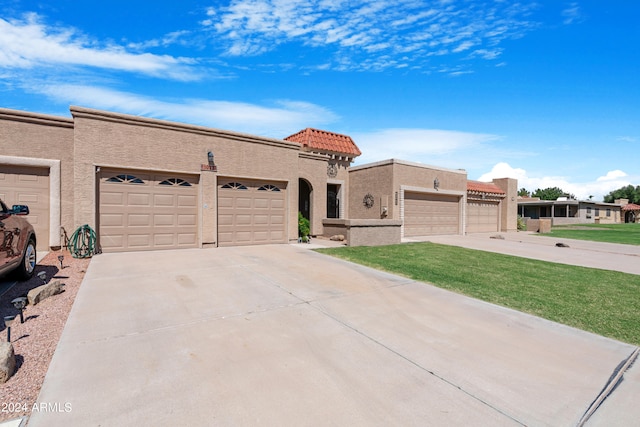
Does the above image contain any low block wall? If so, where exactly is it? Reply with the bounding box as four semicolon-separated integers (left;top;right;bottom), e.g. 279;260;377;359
323;219;402;247
526;218;552;233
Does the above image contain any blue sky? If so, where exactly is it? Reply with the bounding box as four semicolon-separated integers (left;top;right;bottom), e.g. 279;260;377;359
1;0;638;200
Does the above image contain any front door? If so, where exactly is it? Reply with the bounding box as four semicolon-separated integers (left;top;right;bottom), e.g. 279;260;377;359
327;184;339;219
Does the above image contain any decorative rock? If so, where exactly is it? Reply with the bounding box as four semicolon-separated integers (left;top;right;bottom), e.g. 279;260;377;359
0;342;16;383
27;280;63;306
330;234;345;241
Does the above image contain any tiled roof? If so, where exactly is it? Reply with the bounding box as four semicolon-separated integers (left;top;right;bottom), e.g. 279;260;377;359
285;128;361;157
467;180;505;195
622;203;640;211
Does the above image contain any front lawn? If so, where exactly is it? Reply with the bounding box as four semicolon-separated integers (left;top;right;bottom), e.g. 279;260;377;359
544;223;640;245
317;242;640;345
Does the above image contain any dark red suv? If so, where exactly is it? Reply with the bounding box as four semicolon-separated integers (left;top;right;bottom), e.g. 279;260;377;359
0;199;37;280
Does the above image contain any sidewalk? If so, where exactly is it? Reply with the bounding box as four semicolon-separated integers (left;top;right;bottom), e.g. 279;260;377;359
410;231;640;275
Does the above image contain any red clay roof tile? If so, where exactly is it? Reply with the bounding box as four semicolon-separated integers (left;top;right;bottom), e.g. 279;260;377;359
285;128;361;157
622;203;640;211
467;180;505;195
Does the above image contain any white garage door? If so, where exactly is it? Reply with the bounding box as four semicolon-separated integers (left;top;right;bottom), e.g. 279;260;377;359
0;165;50;250
218;179;286;246
467;201;500;233
99;169;198;252
404;192;460;236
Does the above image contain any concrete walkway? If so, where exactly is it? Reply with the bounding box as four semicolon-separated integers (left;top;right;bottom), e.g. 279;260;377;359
28;243;638;426
411;231;640;275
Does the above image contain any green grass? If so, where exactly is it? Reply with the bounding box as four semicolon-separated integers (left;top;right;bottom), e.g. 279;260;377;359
544;223;640;245
317;242;640;345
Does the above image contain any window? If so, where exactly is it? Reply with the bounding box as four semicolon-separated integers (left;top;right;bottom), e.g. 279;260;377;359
595;208;600;216
606;208;611;217
221;182;248;190
586;207;592;214
257;184;280;192
159;178;192;186
106;174;144;184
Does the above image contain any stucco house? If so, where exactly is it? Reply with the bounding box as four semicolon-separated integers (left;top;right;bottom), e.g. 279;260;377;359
1;106;517;253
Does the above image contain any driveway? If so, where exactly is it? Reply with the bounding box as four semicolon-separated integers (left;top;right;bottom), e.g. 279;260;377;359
29;243;638;426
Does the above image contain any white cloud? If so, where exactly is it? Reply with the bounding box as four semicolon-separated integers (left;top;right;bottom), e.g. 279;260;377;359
562;2;584;25
479;163;635;201
204;0;539;71
30;84;338;137
597;170;627;182
352;128;501;166
0;14;201;81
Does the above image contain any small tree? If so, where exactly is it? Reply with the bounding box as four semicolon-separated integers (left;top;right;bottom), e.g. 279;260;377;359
532;187;566;201
518;188;530;197
604;184;640;204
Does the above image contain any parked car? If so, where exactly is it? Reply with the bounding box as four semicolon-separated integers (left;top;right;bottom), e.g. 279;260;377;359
0;199;37;280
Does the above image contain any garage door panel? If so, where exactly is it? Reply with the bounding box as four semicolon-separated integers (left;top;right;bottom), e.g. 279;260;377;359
236;198;252;208
178;195;196;207
99;169;198;252
128;193;151;206
178;214;196;226
101;192;125;206
128;234;151;248
467;201;499;233
0;165;50;251
154;194;175;206
404;192;460;236
218;179;287;246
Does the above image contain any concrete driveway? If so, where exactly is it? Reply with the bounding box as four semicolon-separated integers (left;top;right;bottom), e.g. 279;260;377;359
29;243;638;426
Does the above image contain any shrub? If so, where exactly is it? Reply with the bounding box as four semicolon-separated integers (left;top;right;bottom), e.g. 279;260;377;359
298;212;310;240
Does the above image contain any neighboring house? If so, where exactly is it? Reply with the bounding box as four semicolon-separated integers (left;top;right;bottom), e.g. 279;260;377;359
621;201;640;223
0;106;518;253
518;197;623;225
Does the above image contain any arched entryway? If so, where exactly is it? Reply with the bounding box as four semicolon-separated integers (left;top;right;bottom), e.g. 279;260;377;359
299;178;312;223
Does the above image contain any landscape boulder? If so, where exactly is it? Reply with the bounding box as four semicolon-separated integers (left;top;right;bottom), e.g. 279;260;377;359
0;342;16;383
330;234;345;241
27;280;63;306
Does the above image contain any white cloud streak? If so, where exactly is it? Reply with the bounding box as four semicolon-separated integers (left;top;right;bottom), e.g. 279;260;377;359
204;0;539;72
30;84;337;137
0;14;201;81
479;162;637;201
351;128;502;167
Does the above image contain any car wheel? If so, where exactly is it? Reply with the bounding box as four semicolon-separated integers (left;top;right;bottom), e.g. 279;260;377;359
18;239;37;280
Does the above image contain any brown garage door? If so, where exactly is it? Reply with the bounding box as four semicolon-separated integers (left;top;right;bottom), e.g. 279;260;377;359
0;165;50;250
218;179;286;246
467;201;499;233
404;192;460;236
98;169;198;252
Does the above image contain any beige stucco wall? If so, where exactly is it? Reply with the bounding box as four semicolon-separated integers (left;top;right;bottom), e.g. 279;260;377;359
348;161;395;219
349;159;467;222
71;106;301;246
493;177;518;232
0;108;74;248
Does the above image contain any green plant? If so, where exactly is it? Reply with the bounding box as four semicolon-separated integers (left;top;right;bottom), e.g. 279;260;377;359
517;215;527;231
298;212;310;240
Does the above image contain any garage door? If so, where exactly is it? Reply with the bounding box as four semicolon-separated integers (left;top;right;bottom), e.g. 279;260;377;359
0;165;50;251
467;201;499;233
218;179;286;246
98;169;198;252
404;192;460;236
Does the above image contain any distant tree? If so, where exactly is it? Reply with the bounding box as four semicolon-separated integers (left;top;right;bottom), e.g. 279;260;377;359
518;188;530;197
603;185;640;204
532;187;566;201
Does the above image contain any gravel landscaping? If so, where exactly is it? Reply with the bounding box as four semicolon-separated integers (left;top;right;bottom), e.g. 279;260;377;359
0;250;90;422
